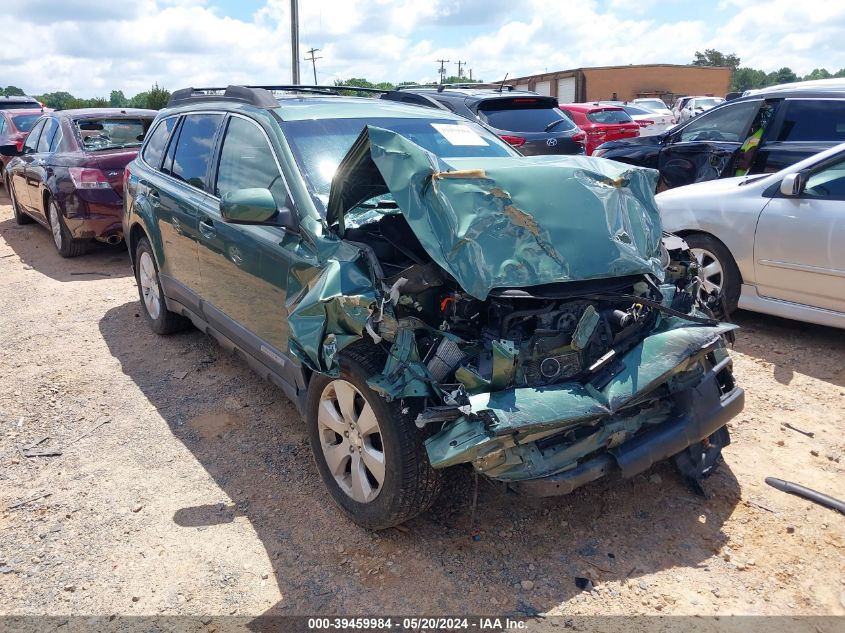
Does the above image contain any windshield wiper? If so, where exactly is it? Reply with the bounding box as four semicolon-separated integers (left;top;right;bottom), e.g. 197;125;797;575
544;119;568;133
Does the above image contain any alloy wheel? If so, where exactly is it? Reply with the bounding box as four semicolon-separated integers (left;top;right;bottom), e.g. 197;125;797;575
49;203;63;250
317;379;385;503
690;247;723;300
138;251;162;320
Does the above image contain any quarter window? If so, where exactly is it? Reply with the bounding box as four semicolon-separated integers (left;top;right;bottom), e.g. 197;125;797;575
142;117;178;169
776;100;845;143
170;113;223;192
678;101;760;143
215;117;288;207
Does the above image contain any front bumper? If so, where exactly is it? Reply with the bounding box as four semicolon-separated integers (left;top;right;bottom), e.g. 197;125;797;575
510;369;744;496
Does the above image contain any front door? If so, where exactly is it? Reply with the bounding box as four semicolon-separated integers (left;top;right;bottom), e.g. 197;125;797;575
658;99;762;189
13;118;45;212
154;112;224;312
24;116;60;217
754;154;845;313
197;114;299;363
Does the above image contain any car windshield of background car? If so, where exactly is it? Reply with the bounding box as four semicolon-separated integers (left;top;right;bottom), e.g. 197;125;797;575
10;114;41;132
587;109;633;124
477;105;576;132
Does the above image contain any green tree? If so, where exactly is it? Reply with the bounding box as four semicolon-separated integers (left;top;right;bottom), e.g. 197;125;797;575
730;67;770;92
146;83;171;110
35;91;75;110
109;90;127;107
333;78;385;96
803;68;831;81
3;85;25;96
128;91;150;108
692;49;741;70
768;67;798;86
833;68;845;78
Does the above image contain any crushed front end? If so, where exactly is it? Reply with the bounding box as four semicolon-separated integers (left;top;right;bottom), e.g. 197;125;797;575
301;125;744;495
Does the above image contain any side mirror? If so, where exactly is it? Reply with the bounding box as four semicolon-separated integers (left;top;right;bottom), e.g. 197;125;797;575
780;172;805;197
0;144;21;157
220;188;299;232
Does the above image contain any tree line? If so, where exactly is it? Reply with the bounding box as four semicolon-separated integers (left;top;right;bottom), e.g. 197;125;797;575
2;84;172;110
691;49;845;92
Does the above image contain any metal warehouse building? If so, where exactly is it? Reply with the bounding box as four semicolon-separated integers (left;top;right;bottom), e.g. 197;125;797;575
510;64;732;103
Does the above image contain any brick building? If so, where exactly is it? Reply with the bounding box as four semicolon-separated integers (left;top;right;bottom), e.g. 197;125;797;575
510;64;732;103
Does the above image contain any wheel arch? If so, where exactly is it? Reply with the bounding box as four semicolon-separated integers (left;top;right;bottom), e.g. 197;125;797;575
671;229;745;284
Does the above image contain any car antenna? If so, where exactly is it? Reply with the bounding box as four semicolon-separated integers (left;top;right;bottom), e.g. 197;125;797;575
497;73;509;93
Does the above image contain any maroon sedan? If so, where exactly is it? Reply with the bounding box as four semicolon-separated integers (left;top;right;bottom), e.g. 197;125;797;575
1;108;156;257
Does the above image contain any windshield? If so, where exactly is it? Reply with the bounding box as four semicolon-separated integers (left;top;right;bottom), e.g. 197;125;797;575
477;105;575;133
693;98;723;109
281;117;515;215
75;117;153;151
622;105;654;117
11;113;40;132
586;109;634;124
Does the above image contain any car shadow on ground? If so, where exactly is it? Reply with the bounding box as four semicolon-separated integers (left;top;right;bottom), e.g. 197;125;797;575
731;310;845;388
0;204;131;282
99;300;741;616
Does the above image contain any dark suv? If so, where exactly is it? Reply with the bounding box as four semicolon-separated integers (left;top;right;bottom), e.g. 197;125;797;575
594;86;845;189
124;85;742;529
0;95;42;110
383;85;586;155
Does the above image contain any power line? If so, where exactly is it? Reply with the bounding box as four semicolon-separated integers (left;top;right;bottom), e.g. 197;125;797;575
436;59;450;84
304;47;322;85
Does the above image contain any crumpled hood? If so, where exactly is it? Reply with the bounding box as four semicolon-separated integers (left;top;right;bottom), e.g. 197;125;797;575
328;126;664;300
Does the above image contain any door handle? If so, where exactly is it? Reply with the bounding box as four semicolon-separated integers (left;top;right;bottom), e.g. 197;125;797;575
199;217;217;239
148;190;160;208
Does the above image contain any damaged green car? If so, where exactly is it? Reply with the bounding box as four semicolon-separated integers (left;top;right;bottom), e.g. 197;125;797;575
124;86;744;529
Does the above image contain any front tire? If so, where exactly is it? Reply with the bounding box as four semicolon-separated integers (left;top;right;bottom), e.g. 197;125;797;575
47;198;86;257
306;347;442;529
134;237;188;334
685;233;741;313
8;177;34;225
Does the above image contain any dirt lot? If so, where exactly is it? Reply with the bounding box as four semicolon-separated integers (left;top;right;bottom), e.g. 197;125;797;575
0;190;843;619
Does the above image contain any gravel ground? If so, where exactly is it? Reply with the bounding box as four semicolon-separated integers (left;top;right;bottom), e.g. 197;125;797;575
0;190;843;618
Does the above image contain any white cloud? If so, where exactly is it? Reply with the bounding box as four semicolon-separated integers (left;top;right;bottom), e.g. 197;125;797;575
1;0;843;98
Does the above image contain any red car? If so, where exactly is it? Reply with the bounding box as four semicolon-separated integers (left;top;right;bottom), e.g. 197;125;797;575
1;108;156;257
0;109;44;178
558;103;640;155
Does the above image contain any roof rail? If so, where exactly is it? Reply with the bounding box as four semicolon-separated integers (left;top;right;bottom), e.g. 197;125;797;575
167;84;391;108
395;83;516;92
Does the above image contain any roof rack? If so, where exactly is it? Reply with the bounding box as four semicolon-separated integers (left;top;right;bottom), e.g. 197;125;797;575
167;84;391;108
395;82;516;92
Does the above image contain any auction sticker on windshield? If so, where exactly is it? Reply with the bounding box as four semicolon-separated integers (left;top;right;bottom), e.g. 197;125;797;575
431;123;488;146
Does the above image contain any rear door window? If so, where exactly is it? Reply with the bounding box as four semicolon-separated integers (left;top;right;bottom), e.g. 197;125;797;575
677;100;761;143
776;100;845;143
478;104;576;133
142;117;178;169
23;119;45;153
586;109;633;124
169;113;224;192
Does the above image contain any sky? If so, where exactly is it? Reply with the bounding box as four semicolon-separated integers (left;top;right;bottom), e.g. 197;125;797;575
2;0;845;98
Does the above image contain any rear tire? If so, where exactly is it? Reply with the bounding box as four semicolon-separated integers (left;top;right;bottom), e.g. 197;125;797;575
8;177;34;225
47;198;87;257
684;233;741;313
306;346;442;529
134;237;188;334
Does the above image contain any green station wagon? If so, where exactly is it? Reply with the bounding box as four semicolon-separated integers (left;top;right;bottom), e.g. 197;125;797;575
123;85;744;529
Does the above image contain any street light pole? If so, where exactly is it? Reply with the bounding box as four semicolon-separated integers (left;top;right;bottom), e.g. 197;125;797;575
290;0;300;84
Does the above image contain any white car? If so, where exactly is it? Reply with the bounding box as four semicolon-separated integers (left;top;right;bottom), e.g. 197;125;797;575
620;104;674;136
675;96;725;123
656;143;845;329
632;98;673;118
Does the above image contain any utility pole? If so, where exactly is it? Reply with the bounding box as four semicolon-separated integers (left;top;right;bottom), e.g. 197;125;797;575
290;0;300;84
455;60;467;79
469;68;473;81
436;59;450;84
305;47;322;85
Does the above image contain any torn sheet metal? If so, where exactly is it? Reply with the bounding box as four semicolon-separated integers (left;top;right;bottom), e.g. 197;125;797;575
424;320;737;472
327;126;664;300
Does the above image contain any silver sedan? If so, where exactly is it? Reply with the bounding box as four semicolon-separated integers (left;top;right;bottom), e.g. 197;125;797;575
656;142;845;329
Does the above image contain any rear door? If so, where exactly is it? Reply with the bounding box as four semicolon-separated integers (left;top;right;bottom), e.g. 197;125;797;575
153;112;224;312
198;113;296;359
14;117;45;211
753;154;845;313
657;99;762;189
756;98;845;173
